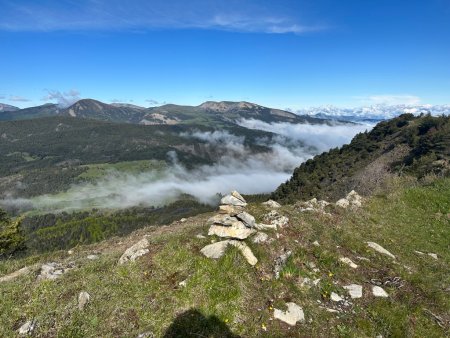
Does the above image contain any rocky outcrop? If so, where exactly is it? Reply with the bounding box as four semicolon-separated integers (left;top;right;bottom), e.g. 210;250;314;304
262;200;281;208
297;198;330;213
0;264;39;283
336;190;363;209
37;262;75;281
119;238;150;264
263;210;289;229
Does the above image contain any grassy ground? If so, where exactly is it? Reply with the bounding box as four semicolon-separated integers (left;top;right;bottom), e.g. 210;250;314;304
0;177;449;337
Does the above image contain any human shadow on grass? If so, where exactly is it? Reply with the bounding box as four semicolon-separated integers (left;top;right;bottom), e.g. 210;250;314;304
163;309;240;338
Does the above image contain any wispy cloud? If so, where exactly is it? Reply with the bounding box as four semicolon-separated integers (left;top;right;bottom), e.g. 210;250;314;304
42;89;80;107
9;95;31;102
0;0;325;35
356;94;421;105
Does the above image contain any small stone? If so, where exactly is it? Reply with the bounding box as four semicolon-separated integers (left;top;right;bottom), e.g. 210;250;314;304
366;242;396;259
200;241;229;259
343;284;363;299
236;211;256;228
178;279;187;287
119;238;150;264
372;286;389;298
87;254;99;260
18;320;37;336
195;234;206;239
330;292;343;302
208;223;256;240
180;218;187;223
229;240;258;266
273;302;305;326
262;200;281;208
428;253;438;260
231;190;246;203
218;204;243;215
68;250;74;255
220;195;247;207
254;223;277;230
339;257;358;269
312;241;320;247
78;291;90;310
252;232;269;244
414;250;425;255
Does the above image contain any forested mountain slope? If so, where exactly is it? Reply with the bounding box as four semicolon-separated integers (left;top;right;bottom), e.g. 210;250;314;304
272;114;450;202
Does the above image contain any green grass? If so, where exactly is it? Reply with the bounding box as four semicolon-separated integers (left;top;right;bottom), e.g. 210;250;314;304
0;177;449;337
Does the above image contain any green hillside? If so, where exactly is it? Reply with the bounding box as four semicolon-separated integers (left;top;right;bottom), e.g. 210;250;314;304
0;177;448;337
272;114;450;203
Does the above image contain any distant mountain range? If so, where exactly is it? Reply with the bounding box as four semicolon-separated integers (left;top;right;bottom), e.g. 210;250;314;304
0;99;327;126
0;103;20;113
297;104;450;124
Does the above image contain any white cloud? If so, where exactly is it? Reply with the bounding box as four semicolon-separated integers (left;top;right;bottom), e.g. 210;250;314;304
9;95;31;102
42;89;80;107
3;123;366;212
0;1;323;35
357;94;421;105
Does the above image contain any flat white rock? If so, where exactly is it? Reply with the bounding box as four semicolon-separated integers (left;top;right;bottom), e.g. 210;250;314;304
208;223;256;240
372;286;389;298
200;241;229;259
220;195;247;207
274;302;305;326
367;242;396;259
339;257;358;269
330;292;343;302
229;240;258;266
343;284;363;298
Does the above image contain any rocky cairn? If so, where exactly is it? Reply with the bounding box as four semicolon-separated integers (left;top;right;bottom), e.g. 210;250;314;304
201;191;267;266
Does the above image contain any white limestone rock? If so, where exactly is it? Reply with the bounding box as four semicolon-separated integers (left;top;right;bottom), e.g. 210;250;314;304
229;240;258;266
343;284;363;299
330;292;343;302
236;211;256;228
220;192;247;207
262;200;281;208
119;238;150;264
274;302;305;326
18;320;37;336
37;262;75;281
372;286;389;298
200;241;230;259
208;223;256;240
339;257;358;269
366;242;396;259
78;291;90;310
252;232;269;244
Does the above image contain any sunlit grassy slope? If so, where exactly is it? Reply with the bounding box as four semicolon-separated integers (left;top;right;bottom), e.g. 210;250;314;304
0;177;449;337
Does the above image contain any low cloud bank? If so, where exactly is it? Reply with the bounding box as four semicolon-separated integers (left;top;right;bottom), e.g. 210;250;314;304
3;122;370;212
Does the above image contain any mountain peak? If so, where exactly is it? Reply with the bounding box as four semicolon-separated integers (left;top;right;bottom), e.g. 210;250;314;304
198;101;259;112
0;103;20;113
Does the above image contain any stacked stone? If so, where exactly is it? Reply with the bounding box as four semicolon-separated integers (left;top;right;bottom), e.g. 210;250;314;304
201;191;259;265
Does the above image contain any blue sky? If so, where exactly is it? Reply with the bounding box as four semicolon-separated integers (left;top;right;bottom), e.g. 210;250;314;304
1;0;449;109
